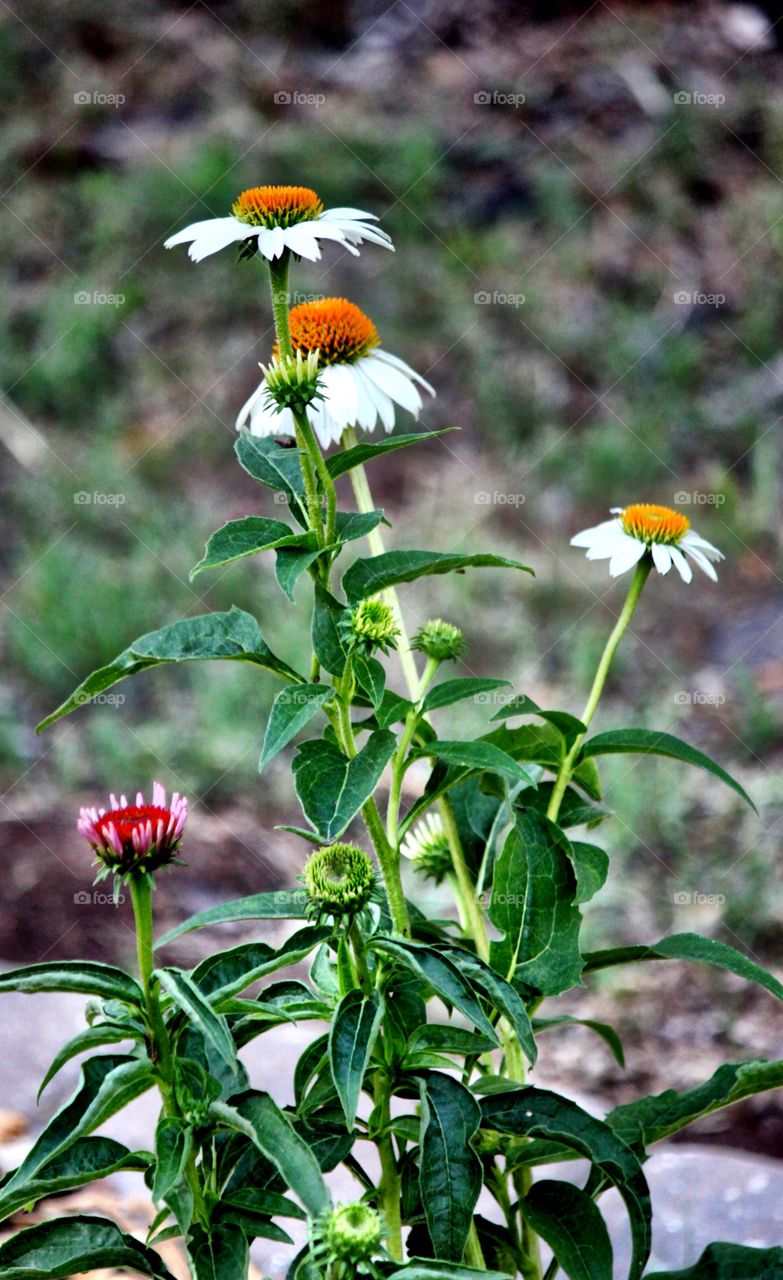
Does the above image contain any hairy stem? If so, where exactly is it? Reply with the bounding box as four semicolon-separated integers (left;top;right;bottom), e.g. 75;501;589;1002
129;875;173;1093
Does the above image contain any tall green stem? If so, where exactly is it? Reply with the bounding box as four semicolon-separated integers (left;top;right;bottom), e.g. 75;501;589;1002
129;875;173;1091
375;1080;403;1260
546;557;652;825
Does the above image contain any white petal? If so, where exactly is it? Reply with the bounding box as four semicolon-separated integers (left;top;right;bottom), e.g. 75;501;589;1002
361;354;423;417
683;545;718;581
349;363;382;430
669;545;693;582
571;519;622;548
164;217;259;262
235;380;267;432
307;399;341;449
651;543;672;575
354;363;395;432
608;539;646;577
320;207;381;222
281;224;323;261
681;530;724;562
320;363;360;428
256;226;288;260
372;348;436;396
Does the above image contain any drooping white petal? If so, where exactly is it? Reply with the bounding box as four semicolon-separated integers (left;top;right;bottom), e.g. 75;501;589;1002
372;348;436;395
651;543;672;575
256;225;288;260
682;544;718;581
280;223;324;261
353;362;396;431
608;539;647;577
319;207;381;223
361;354;423;417
235;380;268;432
320;363;360;428
164;217;260;262
669;545;693;582
681;530;724;562
571;518;623;548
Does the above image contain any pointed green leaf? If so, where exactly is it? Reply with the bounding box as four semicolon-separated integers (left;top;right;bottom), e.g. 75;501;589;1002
329;989;383;1127
522;1180;612;1280
190;516;314;578
334;509;387;542
388;1263;510;1280
490;694;587;748
419;1073;482;1261
343;550;532;605
0;1139;149;1222
533;1016;624;1067
370;938;499;1044
481;1087;651;1280
260;684;334;771
445;950;537;1065
38;607;302;730
327;428;458;480
292;729;397;841
191;926;328;1005
353;654;387;711
488;812;583;996
157;889;307;947
152;1117;193;1204
189;1223;249;1280
276;544;323;600
570;841;609;903
210;1092;328;1215
0;960;142;1004
155;968;237;1071
410;740;538;788
0;1215;176;1279
646;1244;783;1278
235;433;307;511
581;729;755;810
312;583;348;677
38;1023;141;1100
583;932;783;1003
422;678;512;714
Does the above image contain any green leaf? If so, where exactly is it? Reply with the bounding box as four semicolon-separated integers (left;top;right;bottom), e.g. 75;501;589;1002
4;1056;153;1196
370;938;499;1044
522;1180;612;1280
155;968;238;1072
388;1263;511;1280
37;1023;141;1100
0;1215;176;1279
533;1016;624;1067
488;812;583;996
419;1073;482;1261
520;784;611;830
327;428;458;480
608;1058;783;1150
292;729;397;841
334;509;387;542
0;1139;149;1222
0;960;142;1005
353;654;386;711
490;694;587;748
445;950;537;1066
156;889;307;947
152;1117;192;1204
276;544;323;600
192;927;328;1005
210;1092;328;1216
481;1087;651;1280
260;684;334;771
583;932;783;1003
235;433;307;509
581;729;755;810
37;607;302;730
189;1223;249;1280
409;740;538;788
329;989;383;1128
405;1026;497;1058
422;678;512;714
343;550;532;605
646;1243;783;1279
570;841;609;904
190;516;313;578
312;583;348;677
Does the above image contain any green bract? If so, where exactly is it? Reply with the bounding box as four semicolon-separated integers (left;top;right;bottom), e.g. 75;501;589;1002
13;185;775;1280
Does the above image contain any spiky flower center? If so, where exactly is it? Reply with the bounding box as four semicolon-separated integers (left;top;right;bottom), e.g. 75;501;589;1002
402;813;453;883
303;844;375;915
353;599;397;643
321;1203;384;1263
280;298;380;366
620;503;690;546
412;618;466;662
232;185;324;228
94;804;172;847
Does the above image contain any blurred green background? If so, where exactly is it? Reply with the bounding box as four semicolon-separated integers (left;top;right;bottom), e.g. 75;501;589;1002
2;0;783;961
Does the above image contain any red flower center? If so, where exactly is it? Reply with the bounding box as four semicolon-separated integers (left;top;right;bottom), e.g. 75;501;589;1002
95;805;172;845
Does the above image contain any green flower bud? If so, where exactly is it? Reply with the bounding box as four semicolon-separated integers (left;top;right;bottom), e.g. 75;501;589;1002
341;597;399;656
260;349;323;416
303;844;375;917
411;618;466;662
400;812;452;884
320;1202;384;1265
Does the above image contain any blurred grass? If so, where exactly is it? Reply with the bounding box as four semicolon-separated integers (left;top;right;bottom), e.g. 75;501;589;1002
2;0;783;946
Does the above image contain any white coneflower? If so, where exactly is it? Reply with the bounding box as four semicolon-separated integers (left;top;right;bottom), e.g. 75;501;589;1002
236;298;435;449
164;185;392;263
400;812;452;884
571;503;723;582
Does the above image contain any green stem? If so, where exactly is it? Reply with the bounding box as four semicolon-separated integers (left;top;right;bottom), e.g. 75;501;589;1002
129;875;173;1093
386;655;439;848
546;557;652;826
375;1080;403;1261
439;796;490;964
464;1222;487;1270
296;409;337;555
268;253;293;358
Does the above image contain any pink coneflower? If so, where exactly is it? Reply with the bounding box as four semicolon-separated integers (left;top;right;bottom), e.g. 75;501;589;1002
78;782;188;877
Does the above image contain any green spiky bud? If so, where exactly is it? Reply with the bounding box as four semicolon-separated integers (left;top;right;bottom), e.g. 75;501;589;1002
320;1202;384;1265
341;597;399;656
303;844;375;916
411;618;466;662
400;812;453;884
260;349;323;416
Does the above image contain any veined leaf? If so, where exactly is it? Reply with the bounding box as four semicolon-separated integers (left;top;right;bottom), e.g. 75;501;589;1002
38;1022;142;1100
388;1262;510;1280
581;729;754;810
37;607;302;731
409;740;538;789
522;1180;612;1280
292;729;397;841
188;1223;249;1280
419;1073;482;1261
235;433;307;516
327;428;458;480
583;932;783;1003
329;989;383;1128
533;1016;624;1067
312;583;348;677
0;1215;175;1279
422;678;512;714
570;841;609;903
646;1243;783;1278
0;960;142;1005
210;1092;328;1216
155;968;237;1071
488;812;583;997
152;1118;192;1205
334;509;387;542
445;950;537;1066
259;684;334;771
0;1138;149;1222
191;927;328;1005
343;550;532;605
370;938;499;1044
156;889;307;947
190;516;313;578
490;694;586;749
